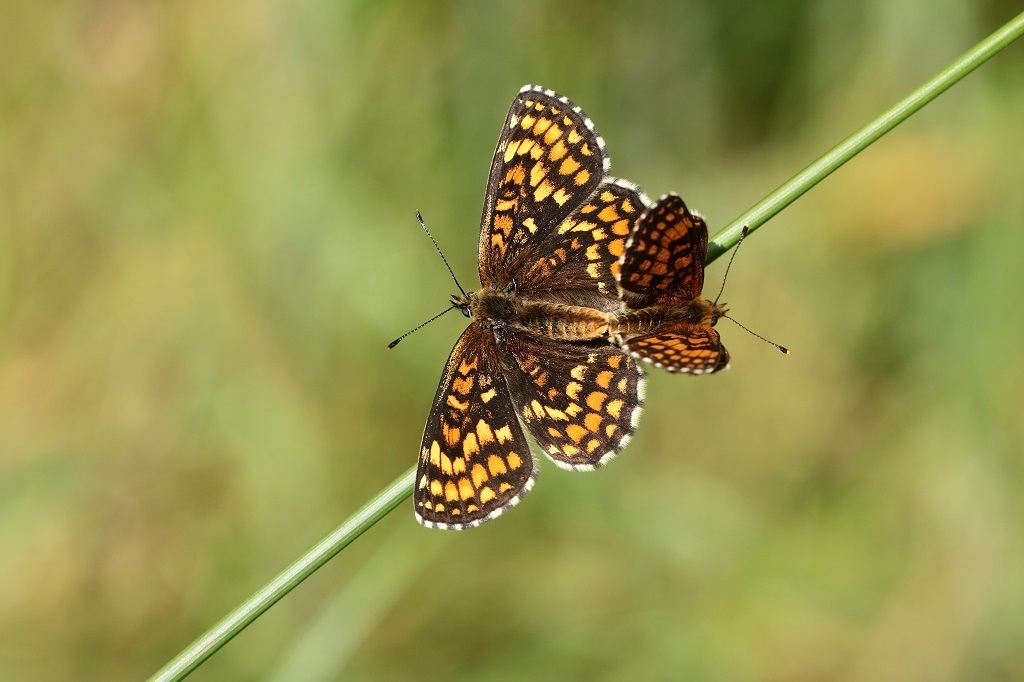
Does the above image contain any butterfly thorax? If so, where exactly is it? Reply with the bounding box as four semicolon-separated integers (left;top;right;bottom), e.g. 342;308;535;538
455;287;611;342
610;298;728;337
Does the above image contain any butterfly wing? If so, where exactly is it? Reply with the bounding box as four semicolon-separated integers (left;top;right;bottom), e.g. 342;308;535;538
618;193;708;308
478;85;609;291
515;178;650;311
415;324;538;529
624;327;729;374
498;331;645;470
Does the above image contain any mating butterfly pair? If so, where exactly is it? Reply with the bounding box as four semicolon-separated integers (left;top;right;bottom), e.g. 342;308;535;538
412;86;729;530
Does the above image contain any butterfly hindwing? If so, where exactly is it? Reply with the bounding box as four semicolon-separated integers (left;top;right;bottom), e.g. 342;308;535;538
618;193;708;307
516;178;650;311
624;328;729;374
478;86;609;290
415;324;538;529
498;331;645;470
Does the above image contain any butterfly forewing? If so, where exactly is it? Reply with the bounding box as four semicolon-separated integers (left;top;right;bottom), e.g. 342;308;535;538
624;329;729;374
499;332;645;470
478;86;609;289
517;178;650;311
618;193;708;306
415;325;537;529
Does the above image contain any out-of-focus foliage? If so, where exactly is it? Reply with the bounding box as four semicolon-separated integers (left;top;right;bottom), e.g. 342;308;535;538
1;1;1022;680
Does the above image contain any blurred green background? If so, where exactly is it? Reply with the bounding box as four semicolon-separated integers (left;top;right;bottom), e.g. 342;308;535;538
2;1;1023;680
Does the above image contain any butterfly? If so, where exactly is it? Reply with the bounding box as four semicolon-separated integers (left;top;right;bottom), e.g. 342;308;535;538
414;86;649;530
610;193;731;374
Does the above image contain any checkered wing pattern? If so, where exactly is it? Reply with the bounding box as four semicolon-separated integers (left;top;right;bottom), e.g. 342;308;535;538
415;325;538;529
478;86;609;291
499;332;644;470
517;178;650;311
618;193;708;307
624;328;729;374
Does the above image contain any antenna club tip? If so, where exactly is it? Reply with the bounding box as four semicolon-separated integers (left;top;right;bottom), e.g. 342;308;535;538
780;346;790;355
387;340;400;350
741;225;750;237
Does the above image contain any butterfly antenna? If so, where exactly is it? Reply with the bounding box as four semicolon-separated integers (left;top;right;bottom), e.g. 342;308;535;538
722;315;790;355
388;305;458;349
713;225;750;306
417;210;468;298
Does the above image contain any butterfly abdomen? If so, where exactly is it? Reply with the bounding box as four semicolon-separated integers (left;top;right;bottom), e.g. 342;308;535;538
611;300;725;337
517;301;611;341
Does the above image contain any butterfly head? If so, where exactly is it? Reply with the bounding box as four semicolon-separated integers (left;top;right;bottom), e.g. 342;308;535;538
709;300;729;327
451;292;474;318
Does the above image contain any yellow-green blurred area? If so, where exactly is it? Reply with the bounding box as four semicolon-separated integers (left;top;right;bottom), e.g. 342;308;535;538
2;0;1024;680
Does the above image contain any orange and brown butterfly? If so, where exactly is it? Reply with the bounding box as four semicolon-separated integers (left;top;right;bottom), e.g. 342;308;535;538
413;85;650;530
610;193;731;374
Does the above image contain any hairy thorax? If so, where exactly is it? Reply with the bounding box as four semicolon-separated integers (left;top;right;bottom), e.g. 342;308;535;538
457;287;612;342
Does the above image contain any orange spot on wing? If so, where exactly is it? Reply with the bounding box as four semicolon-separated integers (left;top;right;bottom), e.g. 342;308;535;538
452;375;474;395
566;423;587;443
472;463;488;487
487;454;508;476
548;139;568;161
543;123;563;144
476;420;495;445
446;395;468;411
534;179;555;202
605;399;624;418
